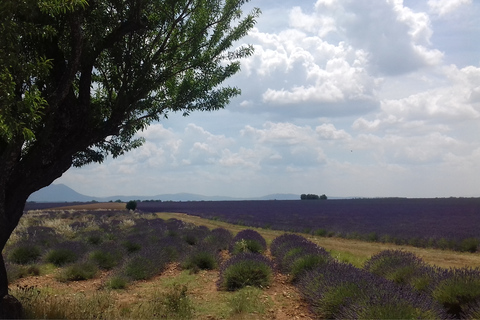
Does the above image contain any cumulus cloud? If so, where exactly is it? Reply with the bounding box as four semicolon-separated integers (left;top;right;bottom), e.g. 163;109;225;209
428;0;472;17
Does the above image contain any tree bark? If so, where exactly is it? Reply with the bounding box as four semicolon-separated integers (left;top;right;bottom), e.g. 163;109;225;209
0;253;8;302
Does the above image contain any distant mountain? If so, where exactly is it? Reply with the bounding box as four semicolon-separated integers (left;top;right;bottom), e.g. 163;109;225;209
28;184;300;202
28;184;99;202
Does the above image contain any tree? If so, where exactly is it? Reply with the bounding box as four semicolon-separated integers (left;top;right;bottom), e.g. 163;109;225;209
126;200;137;211
0;0;259;311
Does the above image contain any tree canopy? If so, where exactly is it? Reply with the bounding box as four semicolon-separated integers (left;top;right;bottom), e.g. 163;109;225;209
0;0;259;312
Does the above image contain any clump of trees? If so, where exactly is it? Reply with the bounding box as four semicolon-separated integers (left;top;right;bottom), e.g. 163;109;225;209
301;194;328;200
126;201;137;211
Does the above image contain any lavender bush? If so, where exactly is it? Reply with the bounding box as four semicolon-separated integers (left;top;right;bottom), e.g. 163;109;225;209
230;229;267;254
298;261;448;319
217;252;273;291
432;267;480;318
364;250;439;292
203;227;233;251
270;233;331;281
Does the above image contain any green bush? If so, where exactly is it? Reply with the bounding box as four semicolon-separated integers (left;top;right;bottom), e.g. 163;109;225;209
90;250;120;270
228;286;268;315
432;268;480;318
232;239;264;254
315;283;361;319
354;302;439;319
218;254;273;291
124;256;155;281
8;245;41;264
122;240;142;253
6;264;41;283
181;250;217;272
106;275;128;290
45;248;78;266
57;261;98;282
290;254;329;282
126;200;137;211
161;283;194;319
460;238;479;253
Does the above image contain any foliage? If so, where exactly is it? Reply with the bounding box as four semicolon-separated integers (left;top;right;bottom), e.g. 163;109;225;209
270;233;331;281
5;264;40;283
228;286;269;315
126;201;137;211
230;229;267;254
7;245;41;265
106;275;128;290
89;250;120;270
203;228;233;251
298;261;447;319
364;250;438;291
159;283;195;320
300;194;327;200
217;253;273;291
44;248;78;266
56;261;98;282
432;267;480;318
181;245;218;273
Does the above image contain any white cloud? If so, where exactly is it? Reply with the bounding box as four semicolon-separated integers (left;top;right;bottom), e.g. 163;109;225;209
428;0;472;17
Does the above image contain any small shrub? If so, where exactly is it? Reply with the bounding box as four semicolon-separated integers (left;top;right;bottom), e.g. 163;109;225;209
122;240;142;253
106;275;128;290
317;283;361;319
6;263;41;283
8;245;41;265
85;233;103;246
432;267;480;318
161;283;195;319
218;253;273;291
232;239;264;254
228;286;268;315
90;250;120;270
230;229;267;254
204;228;233;250
290;254;330;282
45;248;78;266
181;249;217;272
364;250;434;289
57;261;98;282
123;256;156;281
460;237;479;253
314;229;327;237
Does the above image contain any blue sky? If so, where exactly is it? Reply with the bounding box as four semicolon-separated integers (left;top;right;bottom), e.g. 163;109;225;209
56;0;480;198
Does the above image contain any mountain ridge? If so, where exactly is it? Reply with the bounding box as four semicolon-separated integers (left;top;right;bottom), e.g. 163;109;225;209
28;183;300;202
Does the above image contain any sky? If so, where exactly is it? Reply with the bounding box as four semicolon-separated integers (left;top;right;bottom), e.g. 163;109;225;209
56;0;480;198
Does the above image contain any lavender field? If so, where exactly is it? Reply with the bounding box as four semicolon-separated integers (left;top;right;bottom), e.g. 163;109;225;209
137;198;480;251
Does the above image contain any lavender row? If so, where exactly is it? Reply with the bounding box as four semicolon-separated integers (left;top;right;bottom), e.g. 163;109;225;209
137;198;480;251
5;210;234;287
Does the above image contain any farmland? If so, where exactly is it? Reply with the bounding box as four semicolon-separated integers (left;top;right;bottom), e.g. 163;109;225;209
6;198;480;319
137;197;480;251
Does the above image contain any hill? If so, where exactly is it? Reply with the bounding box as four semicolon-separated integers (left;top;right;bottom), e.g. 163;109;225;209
27;184;299;202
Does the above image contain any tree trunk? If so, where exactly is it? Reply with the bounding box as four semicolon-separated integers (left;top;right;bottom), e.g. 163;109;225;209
0;162;69;317
0;254;8;302
0;194;26;319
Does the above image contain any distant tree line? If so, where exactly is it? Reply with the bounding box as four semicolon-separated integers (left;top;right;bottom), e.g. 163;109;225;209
301;194;328;200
